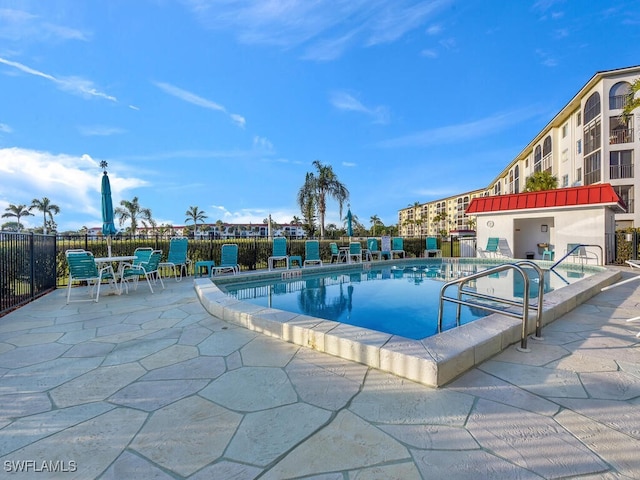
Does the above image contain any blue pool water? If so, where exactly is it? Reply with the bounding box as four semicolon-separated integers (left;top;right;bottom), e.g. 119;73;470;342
223;261;590;340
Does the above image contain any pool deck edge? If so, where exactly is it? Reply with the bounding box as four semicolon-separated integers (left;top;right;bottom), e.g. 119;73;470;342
193;266;621;387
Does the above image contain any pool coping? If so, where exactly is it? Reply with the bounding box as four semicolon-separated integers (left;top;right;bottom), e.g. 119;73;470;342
193;259;621;387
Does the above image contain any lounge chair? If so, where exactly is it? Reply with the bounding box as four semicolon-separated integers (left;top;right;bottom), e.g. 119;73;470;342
367;238;382;260
268;237;290;270
120;249;165;293
159;237;190;281
213;244;239;275
66;250;117;304
329;242;342;263
348;242;362;263
381;236;392;260
479;237;511;258
425;237;442;258
391;237;405;259
303;240;323;267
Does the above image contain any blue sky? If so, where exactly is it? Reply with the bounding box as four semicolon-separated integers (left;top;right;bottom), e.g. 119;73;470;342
0;0;638;233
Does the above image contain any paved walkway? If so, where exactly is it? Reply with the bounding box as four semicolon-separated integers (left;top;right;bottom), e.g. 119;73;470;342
0;270;639;479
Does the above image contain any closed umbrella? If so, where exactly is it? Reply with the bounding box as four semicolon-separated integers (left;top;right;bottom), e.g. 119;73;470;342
346;207;353;238
101;164;117;257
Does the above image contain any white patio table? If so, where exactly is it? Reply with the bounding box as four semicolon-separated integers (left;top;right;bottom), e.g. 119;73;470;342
94;255;136;294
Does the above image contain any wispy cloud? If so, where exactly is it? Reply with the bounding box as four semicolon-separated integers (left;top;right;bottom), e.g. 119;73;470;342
154;81;246;128
77;125;126;137
377;108;543;148
330;91;389;124
184;0;451;61
342;162;357;167
0;8;89;43
0;122;12;133
0;57;117;101
535;49;558;67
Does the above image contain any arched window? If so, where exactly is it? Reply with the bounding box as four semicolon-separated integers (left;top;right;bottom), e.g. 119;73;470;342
534;145;542;173
584;92;601;124
609;82;632;110
542;136;552;172
514;165;520;194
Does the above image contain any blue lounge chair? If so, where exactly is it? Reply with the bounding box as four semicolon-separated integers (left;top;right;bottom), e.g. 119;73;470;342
213;244;239;275
66;250;117;304
159;237;190;281
133;247;154;265
329;242;342;263
120;249;165;293
303;240;323;267
425;237;442;258
479;237;500;258
268;237;289;270
391;237;405;259
367;238;382;260
349;242;362;263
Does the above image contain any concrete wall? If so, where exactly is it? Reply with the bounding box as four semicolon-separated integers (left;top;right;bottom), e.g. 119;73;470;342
476;206;615;263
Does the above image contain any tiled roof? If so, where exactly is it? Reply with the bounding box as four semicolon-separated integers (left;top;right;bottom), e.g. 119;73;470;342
466;184;626;214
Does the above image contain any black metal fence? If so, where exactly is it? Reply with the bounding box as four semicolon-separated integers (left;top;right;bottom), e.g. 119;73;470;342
1;232;57;316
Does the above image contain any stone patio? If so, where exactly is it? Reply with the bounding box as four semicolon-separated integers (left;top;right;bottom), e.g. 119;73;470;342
0;268;638;479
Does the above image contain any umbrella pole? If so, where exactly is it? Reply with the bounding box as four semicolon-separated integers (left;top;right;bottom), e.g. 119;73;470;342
107;236;112;258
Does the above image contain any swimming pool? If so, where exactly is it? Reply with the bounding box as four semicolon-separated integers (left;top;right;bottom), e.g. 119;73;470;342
194;258;619;386
222;260;591;340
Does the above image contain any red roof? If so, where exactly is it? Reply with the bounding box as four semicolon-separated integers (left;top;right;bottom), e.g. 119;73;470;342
466;184;626;214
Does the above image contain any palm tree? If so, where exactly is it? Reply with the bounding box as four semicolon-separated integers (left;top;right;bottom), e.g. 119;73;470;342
29;197;60;235
622;78;640;123
185;206;207;237
115;196;152;235
297;160;349;238
297;173;318;237
370;215;382;236
524;171;558;192
2;204;34;231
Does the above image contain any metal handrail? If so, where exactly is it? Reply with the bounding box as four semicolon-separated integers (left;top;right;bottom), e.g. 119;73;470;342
438;261;545;351
549;244;603;270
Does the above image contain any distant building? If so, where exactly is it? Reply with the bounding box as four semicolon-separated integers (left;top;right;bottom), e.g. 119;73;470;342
399;65;640;234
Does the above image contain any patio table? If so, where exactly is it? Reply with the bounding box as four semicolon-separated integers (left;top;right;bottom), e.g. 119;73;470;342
94;255;136;293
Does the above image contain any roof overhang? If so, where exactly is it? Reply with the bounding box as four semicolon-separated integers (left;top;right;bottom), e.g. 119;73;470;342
466;184;627;216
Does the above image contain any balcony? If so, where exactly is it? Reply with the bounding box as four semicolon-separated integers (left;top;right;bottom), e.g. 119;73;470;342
609;129;634;145
610;164;634;179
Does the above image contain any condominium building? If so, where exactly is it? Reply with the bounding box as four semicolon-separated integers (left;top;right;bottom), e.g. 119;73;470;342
399;65;640;235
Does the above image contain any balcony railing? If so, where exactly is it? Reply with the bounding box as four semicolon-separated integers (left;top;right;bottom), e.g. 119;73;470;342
610;164;634;179
609;129;634;144
584;169;601;186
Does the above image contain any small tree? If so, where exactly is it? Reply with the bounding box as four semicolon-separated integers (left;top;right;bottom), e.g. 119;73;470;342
621;78;640;123
185;206;208;237
30;197;60;234
524;171;558;192
2;204;33;231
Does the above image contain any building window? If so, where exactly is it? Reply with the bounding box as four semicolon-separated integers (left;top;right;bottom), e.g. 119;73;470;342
514;165;520;194
609;81;632;110
584;92;601;124
576;167;582;183
577;112;582;126
613;185;634;213
542;135;552;172
562;123;568;138
493;182;501;195
534;145;542;173
584;151;601;185
610;150;634;179
609;115;633;144
562;174;569;187
584;119;601;155
577;139;582;154
562;148;568;163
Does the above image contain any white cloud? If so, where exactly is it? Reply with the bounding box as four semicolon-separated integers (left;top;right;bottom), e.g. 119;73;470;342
78;125;126;136
208;205;297;225
185;0;451;61
0;56;117;101
0;7;89;43
154;81;246;128
0;148;147;231
0;122;12;133
420;49;438;58
330;90;389;124
342;162;357;167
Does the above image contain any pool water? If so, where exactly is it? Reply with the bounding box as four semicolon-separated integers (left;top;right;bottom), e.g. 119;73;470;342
223;261;590;340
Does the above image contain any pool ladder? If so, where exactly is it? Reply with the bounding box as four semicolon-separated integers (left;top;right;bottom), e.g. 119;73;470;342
437;261;545;352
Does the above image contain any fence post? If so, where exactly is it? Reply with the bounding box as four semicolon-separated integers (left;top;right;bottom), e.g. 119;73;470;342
29;232;35;302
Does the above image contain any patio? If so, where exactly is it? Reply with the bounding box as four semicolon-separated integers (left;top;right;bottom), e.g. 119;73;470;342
0;269;638;479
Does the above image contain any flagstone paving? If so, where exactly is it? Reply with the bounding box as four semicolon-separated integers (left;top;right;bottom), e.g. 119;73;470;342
0;268;639;479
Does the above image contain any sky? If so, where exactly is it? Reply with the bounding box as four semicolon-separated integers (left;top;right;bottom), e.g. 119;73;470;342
0;0;639;233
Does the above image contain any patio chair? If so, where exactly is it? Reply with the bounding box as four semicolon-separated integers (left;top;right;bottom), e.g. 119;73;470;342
479;237;505;258
66;250;117;304
566;243;598;264
268;237;289;270
348;242;362;263
367;238;383;260
212;244;239;275
425;237;442;257
303;240;323;267
391;237;405;259
133;247;154;265
329;242;341;263
120;249;165;294
159;237;190;281
381;236;392;260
